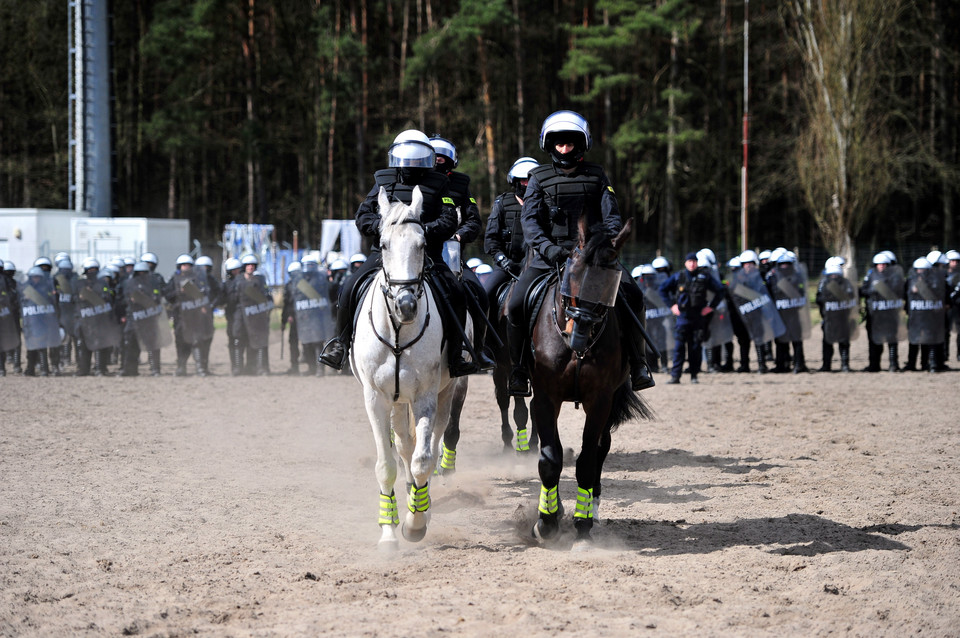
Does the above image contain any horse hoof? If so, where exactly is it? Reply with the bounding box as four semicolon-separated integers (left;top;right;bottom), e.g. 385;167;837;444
378;538;400;553
401;523;427;543
532;518;559;542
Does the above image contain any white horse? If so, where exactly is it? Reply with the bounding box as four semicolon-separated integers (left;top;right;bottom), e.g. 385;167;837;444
351;186;467;550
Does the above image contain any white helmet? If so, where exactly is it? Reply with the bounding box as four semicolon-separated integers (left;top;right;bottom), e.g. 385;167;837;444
881;250;897;264
123;257;136;266
428;136;458;168
133;261;151;273
329;259;349;271
727;257;741;269
758;250;772;262
195;255;214;268
824;263;843;276
388;130;435;169
872;252;891;265
651;256;670;270
739;250;759;264
697;248;717;266
301;253;319;264
507;157;539;183
466;257;483;270
927;250;947;265
913;257;932;270
631;265;644;279
474;264;493;276
696;254;710;268
539;110;592;152
349;253;367;264
34;257;52;268
640;264;656;276
287;261;301;273
56;259;73;270
140;252;159;265
54;252;70;262
3;261;16;272
824;256;844;270
945;249;960;261
224;258;242;271
81;257;100;272
176;254;194;266
241;254;258;266
777;251;797;264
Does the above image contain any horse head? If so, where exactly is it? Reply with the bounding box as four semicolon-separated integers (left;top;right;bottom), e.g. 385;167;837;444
378;186;426;325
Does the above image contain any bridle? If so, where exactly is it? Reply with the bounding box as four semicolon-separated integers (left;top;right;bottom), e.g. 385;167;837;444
369;216;432;401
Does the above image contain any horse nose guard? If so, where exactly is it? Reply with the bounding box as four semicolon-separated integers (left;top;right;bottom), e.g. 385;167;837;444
564;305;604;355
395;289;419;323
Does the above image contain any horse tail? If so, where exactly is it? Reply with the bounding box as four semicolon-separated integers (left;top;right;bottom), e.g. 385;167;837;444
608;382;655;432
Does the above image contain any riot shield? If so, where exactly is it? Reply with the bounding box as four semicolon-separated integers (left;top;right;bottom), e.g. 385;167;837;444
126;277;173;351
175;271;215;345
703;271;734;348
818;275;860;344
770;265;812;342
20;277;61;350
239;277;274;349
0;283;19;352
728;268;786;344
76;278;123;350
293;271;332;345
640;274;675;358
906;268;946;345
864;268;906;344
54;271;77;335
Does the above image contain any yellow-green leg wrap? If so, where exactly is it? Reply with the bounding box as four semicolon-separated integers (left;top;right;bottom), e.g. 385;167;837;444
378;492;399;526
538;485;559;516
515;428;530;452
574;487;593;520
440;443;456;471
407;483;430;513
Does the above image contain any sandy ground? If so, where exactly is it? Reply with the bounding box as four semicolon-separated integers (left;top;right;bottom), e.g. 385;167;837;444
1;330;959;637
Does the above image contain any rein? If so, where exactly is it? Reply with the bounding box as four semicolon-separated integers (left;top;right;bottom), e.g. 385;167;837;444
369;239;431;402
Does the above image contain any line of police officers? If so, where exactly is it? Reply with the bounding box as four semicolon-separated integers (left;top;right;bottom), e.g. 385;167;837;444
631;247;960;382
0;251;285;378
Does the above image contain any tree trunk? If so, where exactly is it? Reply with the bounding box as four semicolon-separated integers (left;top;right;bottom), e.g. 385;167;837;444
512;0;525;156
167;151;176;219
477;35;496;206
327;2;340;220
663;29;678;256
243;0;256;225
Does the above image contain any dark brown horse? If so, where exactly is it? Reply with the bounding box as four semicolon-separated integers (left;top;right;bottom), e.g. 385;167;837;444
528;216;653;544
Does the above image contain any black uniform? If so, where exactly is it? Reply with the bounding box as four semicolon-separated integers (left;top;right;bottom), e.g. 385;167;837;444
483;191;526;299
321;167;478;376
508;161;652;392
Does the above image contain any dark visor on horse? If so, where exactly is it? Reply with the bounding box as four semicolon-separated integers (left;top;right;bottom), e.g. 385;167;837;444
560;260;622;307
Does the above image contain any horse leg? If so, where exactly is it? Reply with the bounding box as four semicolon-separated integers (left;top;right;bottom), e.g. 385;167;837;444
493;365;514;452
363;387;401;550
592;425;613;525
401;393;442;542
514;397;532;454
531;396;564;542
437;379;467;476
572;402;613;544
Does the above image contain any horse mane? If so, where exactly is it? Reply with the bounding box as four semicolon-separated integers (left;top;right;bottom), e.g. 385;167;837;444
579;222;617;267
381;198;420;230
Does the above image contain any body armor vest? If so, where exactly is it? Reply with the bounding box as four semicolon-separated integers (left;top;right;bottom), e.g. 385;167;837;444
445;171;472;211
496;193;526;261
676;269;708;311
529;162;605;243
374;168;446;217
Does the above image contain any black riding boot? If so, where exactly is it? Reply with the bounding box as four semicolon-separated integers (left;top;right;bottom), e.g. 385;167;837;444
48;347;61;376
737;340;751;372
904;343;919;371
231;340;245;376
755;343;768;374
888;343;899;372
818;341;833;371
61;342;72;367
148;350;161;376
200;339;212;375
256;348;269;375
864;341;882;372
175;348;188;377
24;350;38;376
94;349;108;376
719;342;734;372
773;342;790;372
13;345;22;373
927;345;939;373
76;344;91;376
793;342;808;373
839;343;851;372
704;346;716;373
37;350;50;377
506;318;531;397
194;346;207;377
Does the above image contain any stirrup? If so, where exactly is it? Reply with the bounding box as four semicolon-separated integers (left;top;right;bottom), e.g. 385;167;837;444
508;368;531;397
449;357;481;378
318;339;346;370
631;364;656;391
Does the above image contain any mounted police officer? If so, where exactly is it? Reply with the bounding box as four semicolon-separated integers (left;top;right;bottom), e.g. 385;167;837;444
484;157;538;301
506;110;654;396
430;135;495;370
658;252;725;384
319;129;478;377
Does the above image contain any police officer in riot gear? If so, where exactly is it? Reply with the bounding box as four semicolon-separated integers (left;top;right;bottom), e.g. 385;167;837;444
506;110;654;396
429;135;495;370
484;157;538;301
658;252;726;384
319;129;478;377
281;260;303;375
2;261;22;373
222;257;244;375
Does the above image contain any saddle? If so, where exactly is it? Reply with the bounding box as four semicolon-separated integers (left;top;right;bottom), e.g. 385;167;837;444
522;271;558;337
